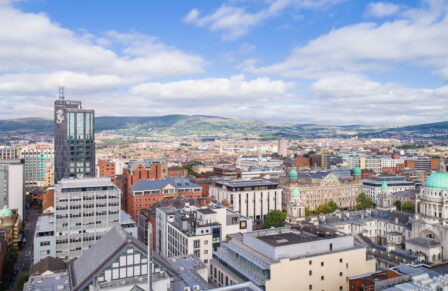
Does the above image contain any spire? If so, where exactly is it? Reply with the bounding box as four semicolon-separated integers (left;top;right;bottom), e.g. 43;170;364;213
438;157;446;173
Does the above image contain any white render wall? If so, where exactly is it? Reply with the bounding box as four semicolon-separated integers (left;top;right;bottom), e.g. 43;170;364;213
210;186;282;220
8;163;24;218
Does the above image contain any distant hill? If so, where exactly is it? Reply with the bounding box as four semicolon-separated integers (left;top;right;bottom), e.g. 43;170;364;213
0;115;446;139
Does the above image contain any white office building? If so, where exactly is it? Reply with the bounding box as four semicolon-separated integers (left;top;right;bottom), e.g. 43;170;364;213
363;177;415;202
156;205;252;265
0;159;25;218
54;177;121;261
209;179;282;222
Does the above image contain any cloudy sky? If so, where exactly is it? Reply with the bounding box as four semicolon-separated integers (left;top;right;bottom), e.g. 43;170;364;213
1;0;447;125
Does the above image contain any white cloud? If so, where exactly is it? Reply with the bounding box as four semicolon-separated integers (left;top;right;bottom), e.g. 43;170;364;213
184;0;346;40
130;75;294;105
366;2;401;18
246;1;448;79
0;3;205;80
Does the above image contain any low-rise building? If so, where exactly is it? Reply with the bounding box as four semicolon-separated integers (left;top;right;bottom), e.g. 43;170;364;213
210;179;282;222
363;176;414;202
128;178;202;220
211;225;376;290
157;205;252;265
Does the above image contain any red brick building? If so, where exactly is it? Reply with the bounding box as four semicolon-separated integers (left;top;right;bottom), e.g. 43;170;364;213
295;156;311;168
167;166;188;177
127;178;202;220
349;269;402;291
117;158;167;210
98;159;116;183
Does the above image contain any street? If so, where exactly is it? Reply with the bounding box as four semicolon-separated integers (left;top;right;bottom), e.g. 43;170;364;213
8;209;40;291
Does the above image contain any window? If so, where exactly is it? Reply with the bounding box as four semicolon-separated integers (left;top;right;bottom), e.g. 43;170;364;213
204;240;208;245
309;260;312;265
321;276;324;280
309;285;312;290
309;270;312;276
194;240;200;248
339;258;343;263
339;287;343;291
321;262;324;267
346;263;349;269
194;250;200;258
204;250;208;254
340;272;343;277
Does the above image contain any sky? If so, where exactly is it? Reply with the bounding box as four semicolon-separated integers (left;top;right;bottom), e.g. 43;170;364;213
0;0;448;125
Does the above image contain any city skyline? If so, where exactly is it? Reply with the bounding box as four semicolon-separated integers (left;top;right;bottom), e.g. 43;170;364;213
1;0;447;125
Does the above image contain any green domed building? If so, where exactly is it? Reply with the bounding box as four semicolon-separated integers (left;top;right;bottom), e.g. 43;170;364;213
288;168;298;180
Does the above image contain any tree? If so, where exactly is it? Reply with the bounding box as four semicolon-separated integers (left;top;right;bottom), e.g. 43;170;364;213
16;273;29;291
315;200;339;215
305;207;313;217
356;193;374;210
263;210;287;228
402;201;415;213
394;200;402;210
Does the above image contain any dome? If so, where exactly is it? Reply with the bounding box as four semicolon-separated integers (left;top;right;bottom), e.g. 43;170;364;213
0;205;13;217
288;168;298;180
292;187;300;198
425;172;448;190
353;166;361;177
381;181;388;191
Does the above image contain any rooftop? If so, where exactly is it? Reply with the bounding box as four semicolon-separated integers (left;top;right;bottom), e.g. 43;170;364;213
406;236;441;248
216;179;278;188
131;178;200;192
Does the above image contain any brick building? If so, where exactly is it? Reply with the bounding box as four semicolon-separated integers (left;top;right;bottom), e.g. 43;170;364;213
295;156;311;168
127;178;202;220
98;159;116;182
116;158;167;210
167;166;188;177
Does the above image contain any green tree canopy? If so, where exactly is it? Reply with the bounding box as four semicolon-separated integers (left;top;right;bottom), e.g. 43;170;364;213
315;200;339;214
263;210;287;228
16;273;29;291
356;193;374;210
305;207;313;217
402;201;415;213
394;200;402;210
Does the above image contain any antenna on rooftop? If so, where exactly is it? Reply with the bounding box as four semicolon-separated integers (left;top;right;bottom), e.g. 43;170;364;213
58;86;65;100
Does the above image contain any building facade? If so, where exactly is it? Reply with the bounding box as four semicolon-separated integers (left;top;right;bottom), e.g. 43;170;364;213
19;147;54;186
363;176;415;202
209;179;282;222
0;159;25;218
54;178;120;261
0;146;18;160
54;98;95;183
128;178;202;220
210;226;376;291
156;205;252;265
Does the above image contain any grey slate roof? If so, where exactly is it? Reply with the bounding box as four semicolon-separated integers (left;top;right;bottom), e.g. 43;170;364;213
131;178;200;192
407;236;441;248
127;159;161;171
311;171;330;179
30;256;68;276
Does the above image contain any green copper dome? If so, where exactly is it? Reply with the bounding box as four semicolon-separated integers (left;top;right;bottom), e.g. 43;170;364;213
292;187;300;198
288;168;298;180
0;205;13;217
353;166;361;177
381;181;388;190
425;172;448;190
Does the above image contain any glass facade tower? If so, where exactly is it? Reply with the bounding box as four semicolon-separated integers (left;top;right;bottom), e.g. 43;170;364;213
54;99;95;183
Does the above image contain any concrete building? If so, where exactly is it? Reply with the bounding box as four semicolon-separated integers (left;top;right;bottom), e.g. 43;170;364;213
0;159;25;218
19;147;54;186
363;176;415;202
210;179;282;223
236;155;284;172
128;178;202;221
120;210;137;238
0;146;18;160
33;215;56;264
156;205;252;264
54;97;95;183
211;225;376;290
277;139;287;157
54;178;121;261
44;163;55;187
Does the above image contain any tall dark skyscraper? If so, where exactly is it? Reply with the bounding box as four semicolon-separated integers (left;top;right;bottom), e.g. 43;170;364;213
54;90;95;183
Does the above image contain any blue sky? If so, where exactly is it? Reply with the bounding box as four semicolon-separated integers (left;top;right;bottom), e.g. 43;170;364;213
1;0;447;125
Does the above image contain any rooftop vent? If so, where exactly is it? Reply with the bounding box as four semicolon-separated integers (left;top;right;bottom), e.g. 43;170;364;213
276;239;288;244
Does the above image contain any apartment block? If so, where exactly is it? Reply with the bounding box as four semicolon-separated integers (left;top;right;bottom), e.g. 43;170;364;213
0;159;25;218
19;147;54;186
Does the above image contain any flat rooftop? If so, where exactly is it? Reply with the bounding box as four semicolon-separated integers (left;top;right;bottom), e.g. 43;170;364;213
257;231;319;246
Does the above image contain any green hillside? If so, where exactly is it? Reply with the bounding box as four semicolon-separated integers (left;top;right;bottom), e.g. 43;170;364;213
0;115;446;139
